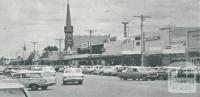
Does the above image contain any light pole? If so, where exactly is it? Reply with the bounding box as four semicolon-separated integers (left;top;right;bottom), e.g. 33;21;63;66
16;52;19;65
31;41;38;65
56;39;64;65
89;30;93;65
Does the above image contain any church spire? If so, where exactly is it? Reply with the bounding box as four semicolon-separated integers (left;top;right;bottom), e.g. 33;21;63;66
66;0;71;27
64;0;73;51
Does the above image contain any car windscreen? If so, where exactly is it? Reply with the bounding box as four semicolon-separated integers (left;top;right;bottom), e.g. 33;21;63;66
65;69;81;73
30;73;42;78
138;68;148;72
0;89;27;97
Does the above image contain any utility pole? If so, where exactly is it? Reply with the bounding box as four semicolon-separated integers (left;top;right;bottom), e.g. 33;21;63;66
55;39;64;65
88;29;97;65
160;24;172;45
16;52;19;65
133;15;151;66
22;44;26;65
55;39;64;53
122;22;129;37
31;41;38;65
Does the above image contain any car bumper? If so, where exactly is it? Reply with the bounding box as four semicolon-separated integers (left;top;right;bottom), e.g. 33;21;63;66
63;78;83;82
43;81;57;86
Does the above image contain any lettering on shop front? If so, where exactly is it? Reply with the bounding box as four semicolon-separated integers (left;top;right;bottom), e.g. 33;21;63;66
144;36;160;41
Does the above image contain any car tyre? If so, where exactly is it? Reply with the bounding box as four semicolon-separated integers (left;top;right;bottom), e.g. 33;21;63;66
100;72;103;75
122;77;127;80
141;76;147;81
30;84;39;91
41;86;48;90
79;80;83;84
150;78;155;81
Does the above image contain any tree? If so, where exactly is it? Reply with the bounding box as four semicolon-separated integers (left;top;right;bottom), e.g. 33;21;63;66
41;46;58;58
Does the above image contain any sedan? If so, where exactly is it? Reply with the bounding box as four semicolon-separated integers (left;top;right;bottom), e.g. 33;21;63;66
63;68;84;85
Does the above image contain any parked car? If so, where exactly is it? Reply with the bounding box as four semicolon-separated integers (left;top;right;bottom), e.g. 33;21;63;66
157;67;179;80
0;66;5;75
59;66;65;72
91;65;103;75
103;66;119;76
176;66;200;83
117;66;156;81
30;65;42;71
84;66;96;74
42;66;56;76
63;68;84;85
3;66;21;77
97;66;111;75
10;70;56;90
55;65;62;72
80;66;90;74
0;82;31;97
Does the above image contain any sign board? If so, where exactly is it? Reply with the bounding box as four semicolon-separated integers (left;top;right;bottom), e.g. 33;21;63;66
144;36;160;41
110;37;117;41
80;41;89;49
188;30;200;50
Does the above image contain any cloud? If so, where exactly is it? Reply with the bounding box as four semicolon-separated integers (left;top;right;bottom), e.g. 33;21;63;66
0;0;199;57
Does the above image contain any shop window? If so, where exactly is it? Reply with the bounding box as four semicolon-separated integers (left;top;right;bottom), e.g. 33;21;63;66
136;42;140;46
135;36;141;40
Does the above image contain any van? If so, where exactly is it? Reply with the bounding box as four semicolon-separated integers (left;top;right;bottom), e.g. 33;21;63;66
11;70;56;90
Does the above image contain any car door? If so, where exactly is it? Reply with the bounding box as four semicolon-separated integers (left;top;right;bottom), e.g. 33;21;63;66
30;73;43;86
126;68;134;79
132;68;139;79
19;73;31;87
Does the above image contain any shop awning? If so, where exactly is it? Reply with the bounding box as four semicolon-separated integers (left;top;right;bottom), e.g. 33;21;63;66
121;50;141;55
62;54;102;60
162;47;185;54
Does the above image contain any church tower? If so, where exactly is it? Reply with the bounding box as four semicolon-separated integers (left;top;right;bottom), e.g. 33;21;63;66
64;1;73;51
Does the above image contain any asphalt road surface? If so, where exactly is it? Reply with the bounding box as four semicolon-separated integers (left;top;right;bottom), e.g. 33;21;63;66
29;72;200;97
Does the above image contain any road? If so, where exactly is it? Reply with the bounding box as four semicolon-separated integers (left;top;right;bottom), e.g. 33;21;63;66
29;72;200;97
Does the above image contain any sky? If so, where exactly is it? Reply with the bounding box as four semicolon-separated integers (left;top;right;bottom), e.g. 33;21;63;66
0;0;199;58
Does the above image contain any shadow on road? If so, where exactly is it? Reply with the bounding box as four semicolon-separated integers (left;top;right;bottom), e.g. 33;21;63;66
62;82;83;86
28;88;53;91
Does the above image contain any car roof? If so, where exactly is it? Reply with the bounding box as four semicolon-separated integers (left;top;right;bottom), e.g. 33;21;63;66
0;83;24;89
129;66;146;68
180;66;197;70
66;68;81;70
13;70;43;74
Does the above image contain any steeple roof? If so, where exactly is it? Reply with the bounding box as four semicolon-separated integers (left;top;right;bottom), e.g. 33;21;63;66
66;1;71;27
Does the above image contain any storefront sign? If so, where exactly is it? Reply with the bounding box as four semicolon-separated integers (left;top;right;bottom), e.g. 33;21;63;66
144;36;160;41
80;41;89;49
188;30;200;50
